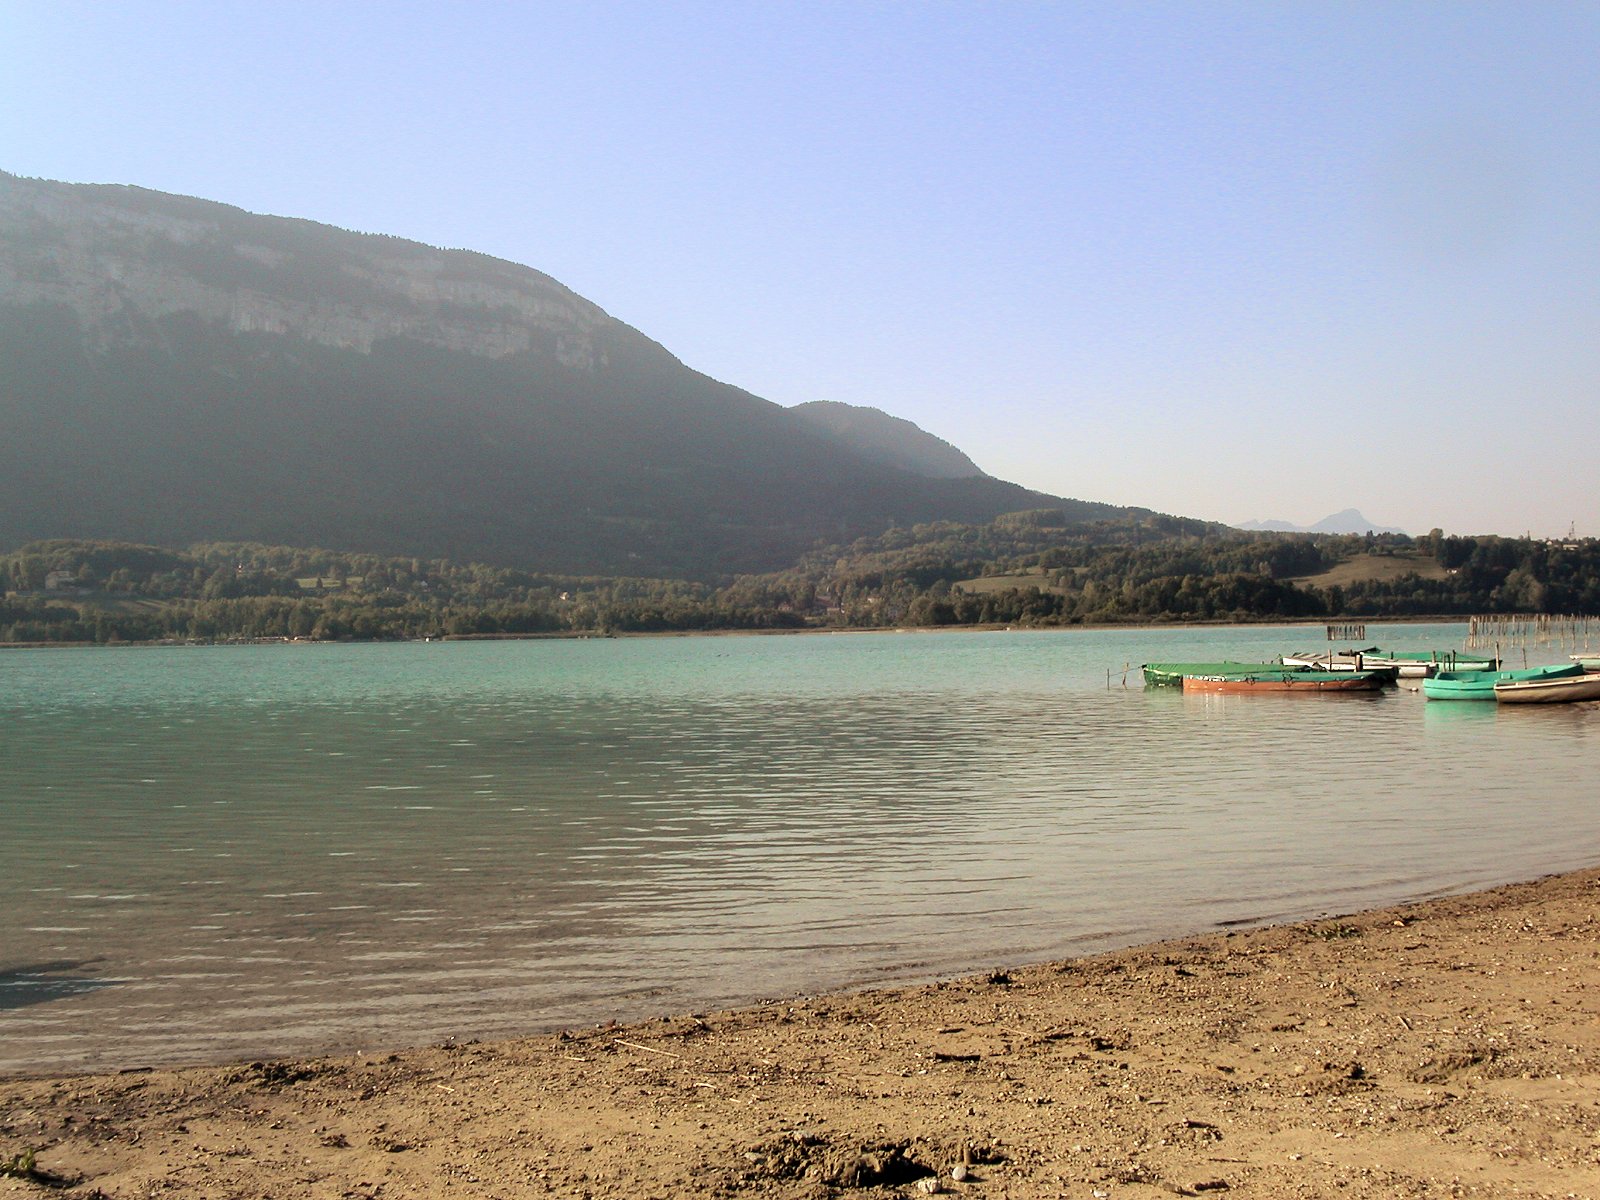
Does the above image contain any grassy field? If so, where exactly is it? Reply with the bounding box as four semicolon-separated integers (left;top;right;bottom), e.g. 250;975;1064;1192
953;553;1446;598
954;568;1071;595
954;553;1449;597
1289;551;1451;587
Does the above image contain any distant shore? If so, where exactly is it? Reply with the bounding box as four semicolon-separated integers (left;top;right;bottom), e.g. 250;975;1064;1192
5;867;1598;1198
0;613;1503;652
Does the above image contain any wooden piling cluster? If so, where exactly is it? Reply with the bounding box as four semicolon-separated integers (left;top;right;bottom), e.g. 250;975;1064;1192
1467;613;1596;649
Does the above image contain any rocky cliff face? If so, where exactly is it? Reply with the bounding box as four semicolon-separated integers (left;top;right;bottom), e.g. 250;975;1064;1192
0;172;638;371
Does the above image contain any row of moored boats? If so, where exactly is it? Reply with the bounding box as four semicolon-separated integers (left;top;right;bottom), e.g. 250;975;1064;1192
1142;648;1600;703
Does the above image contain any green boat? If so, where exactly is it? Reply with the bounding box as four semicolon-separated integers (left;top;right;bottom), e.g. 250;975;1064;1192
1141;661;1306;687
1421;661;1584;701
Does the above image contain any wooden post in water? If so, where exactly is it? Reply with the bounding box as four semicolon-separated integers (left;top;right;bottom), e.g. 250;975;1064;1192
1467;613;1592;651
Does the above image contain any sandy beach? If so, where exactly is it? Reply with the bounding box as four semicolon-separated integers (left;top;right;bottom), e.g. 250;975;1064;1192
4;868;1599;1199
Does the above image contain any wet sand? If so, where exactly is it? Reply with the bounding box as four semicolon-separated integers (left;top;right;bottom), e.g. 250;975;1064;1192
4;867;1599;1199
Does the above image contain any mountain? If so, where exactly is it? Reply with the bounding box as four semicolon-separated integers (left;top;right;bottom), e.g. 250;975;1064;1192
0;172;1139;576
787;401;983;479
1237;509;1407;536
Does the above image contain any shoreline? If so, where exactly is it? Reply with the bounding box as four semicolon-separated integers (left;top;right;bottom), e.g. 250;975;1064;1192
0;614;1499;653
5;867;1598;1197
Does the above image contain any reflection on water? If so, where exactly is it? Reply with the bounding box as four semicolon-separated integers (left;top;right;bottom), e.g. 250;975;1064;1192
0;962;117;1012
3;624;1598;1073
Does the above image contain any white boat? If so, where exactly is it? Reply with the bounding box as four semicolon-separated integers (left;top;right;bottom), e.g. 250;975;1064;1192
1283;648;1494;678
1569;654;1600;673
1364;651;1499;676
1280;650;1402;681
1493;673;1600;704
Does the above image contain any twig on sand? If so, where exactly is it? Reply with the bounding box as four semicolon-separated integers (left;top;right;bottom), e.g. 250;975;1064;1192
614;1038;682;1059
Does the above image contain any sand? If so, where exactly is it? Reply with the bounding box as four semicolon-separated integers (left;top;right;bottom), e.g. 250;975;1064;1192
4;868;1600;1199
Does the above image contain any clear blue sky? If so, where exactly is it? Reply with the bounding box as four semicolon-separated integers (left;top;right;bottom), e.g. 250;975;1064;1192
5;1;1597;537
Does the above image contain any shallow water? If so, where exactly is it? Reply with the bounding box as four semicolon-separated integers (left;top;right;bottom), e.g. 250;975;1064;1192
4;623;1597;1074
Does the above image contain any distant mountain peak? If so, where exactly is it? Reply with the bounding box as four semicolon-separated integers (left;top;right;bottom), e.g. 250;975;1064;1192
787;400;984;479
1237;509;1407;535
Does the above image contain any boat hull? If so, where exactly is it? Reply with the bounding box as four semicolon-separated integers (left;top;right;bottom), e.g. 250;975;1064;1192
1423;662;1586;701
1363;653;1497;676
1141;662;1301;687
1494;674;1600;704
1284;649;1491;678
1183;670;1385;694
1279;656;1400;684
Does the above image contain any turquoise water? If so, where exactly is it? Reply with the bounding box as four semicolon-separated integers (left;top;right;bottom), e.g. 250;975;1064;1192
4;623;1598;1074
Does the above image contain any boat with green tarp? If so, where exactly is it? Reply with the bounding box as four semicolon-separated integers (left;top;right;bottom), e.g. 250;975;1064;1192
1141;661;1307;688
1182;669;1387;694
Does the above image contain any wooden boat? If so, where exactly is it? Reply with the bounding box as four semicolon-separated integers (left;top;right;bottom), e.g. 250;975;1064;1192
1422;662;1585;701
1359;650;1497;676
1278;651;1400;684
1282;648;1490;678
1281;649;1378;670
1494;672;1600;704
1141;661;1304;687
1182;669;1386;694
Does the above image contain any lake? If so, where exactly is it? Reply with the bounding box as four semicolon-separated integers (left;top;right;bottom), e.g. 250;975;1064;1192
4;623;1598;1075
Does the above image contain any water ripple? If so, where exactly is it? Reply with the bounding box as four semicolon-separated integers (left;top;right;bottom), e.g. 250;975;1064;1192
4;625;1599;1073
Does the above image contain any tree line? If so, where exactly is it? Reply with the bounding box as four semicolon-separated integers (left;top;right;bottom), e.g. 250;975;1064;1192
3;522;1597;645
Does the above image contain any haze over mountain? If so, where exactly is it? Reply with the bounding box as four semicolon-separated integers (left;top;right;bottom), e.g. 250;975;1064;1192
0;172;1147;576
788;400;983;479
1236;509;1407;536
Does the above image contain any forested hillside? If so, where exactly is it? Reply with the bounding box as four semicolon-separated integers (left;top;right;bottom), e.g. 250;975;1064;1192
5;526;1596;645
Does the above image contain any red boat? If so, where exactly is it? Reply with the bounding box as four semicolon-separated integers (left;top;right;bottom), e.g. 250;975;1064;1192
1182;670;1386;694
